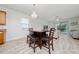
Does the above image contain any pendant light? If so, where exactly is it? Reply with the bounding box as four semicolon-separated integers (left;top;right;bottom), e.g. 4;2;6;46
31;4;38;19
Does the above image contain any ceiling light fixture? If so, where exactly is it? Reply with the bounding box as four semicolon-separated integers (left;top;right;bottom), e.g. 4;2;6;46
31;4;38;19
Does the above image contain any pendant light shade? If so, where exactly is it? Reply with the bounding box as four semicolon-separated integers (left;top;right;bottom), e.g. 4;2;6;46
31;11;37;18
31;4;37;19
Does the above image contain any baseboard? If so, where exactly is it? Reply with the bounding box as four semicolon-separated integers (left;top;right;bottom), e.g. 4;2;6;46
6;36;26;42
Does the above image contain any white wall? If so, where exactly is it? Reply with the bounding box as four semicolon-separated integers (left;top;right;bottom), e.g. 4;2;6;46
67;16;79;38
0;6;48;41
0;6;29;41
0;6;59;41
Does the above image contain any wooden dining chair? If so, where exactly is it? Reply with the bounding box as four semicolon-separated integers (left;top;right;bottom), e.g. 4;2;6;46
27;28;33;43
29;35;39;53
42;28;55;54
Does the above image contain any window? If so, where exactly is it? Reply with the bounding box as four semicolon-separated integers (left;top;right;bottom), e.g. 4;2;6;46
20;18;29;29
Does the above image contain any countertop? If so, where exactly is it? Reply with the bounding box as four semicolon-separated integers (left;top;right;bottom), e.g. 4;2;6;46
0;29;6;32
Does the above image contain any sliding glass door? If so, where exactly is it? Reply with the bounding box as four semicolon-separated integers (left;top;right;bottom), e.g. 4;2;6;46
57;21;69;33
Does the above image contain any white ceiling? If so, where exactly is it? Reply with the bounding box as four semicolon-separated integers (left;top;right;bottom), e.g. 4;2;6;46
0;4;79;20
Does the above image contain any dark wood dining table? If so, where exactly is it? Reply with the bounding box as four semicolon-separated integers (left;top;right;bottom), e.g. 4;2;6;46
31;30;47;49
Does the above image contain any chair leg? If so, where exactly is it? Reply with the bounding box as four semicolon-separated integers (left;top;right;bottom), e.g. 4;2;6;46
48;41;51;54
27;36;29;43
51;39;54;51
29;38;31;47
49;46;51;54
34;41;35;53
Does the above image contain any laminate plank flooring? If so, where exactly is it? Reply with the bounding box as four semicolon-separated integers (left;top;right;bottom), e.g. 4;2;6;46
0;34;79;54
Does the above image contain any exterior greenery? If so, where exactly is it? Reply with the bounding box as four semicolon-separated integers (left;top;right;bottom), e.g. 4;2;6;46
57;22;66;32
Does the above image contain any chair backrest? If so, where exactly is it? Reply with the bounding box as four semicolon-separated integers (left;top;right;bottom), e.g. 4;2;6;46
48;28;55;40
29;28;33;31
29;28;33;35
43;25;48;31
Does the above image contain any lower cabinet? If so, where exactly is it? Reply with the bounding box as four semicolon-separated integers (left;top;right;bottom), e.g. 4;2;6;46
0;30;6;44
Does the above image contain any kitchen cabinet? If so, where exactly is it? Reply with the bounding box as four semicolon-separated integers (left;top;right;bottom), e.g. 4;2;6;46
0;11;6;25
0;29;6;44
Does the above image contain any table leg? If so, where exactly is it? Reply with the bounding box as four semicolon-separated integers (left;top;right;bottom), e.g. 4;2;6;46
38;37;42;49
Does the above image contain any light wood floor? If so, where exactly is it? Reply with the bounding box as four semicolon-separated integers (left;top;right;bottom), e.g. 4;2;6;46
0;34;79;54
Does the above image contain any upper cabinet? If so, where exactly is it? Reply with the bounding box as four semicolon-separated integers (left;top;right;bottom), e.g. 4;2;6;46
0;11;6;25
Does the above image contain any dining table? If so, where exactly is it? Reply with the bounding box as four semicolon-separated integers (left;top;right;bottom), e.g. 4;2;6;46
31;29;47;49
